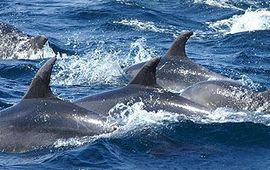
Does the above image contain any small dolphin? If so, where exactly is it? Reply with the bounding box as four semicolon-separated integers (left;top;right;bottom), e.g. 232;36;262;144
75;58;209;116
0;22;48;59
0;57;114;153
124;32;227;92
181;80;270;112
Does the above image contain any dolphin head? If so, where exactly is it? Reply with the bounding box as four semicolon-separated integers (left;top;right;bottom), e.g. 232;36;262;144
29;35;48;50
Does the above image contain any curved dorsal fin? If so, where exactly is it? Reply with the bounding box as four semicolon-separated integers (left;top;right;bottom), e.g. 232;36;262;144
165;31;193;60
23;57;57;99
129;57;161;87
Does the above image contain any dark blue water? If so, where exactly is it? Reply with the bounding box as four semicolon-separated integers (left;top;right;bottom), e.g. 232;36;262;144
0;0;270;169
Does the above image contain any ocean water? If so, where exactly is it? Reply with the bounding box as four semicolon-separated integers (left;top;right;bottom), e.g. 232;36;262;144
0;0;270;169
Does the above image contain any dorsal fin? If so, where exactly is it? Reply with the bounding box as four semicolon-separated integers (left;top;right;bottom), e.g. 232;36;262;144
23;57;57;99
30;35;48;50
129;57;161;87
165;31;193;60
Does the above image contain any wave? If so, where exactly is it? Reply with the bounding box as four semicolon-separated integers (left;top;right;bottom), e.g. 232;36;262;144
207;9;270;34
193;0;268;10
194;0;243;10
115;0;142;7
113;19;183;37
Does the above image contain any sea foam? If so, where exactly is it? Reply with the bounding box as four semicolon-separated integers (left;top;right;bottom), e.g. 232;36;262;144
208;9;270;34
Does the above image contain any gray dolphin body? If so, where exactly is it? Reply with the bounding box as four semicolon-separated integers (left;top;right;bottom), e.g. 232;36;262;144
75;58;209;116
181;80;270;112
0;57;113;153
0;22;48;59
124;32;227;92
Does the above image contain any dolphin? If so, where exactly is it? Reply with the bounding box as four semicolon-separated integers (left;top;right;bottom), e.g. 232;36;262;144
0;57;114;153
181;80;270;112
0;22;48;59
75;58;209;116
124;31;228;92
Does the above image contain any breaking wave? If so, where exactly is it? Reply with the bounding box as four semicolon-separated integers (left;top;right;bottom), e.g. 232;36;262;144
208;9;270;34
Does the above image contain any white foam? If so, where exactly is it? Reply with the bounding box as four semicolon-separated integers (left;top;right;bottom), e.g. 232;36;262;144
193;0;266;11
125;37;157;65
0;36;55;60
52;49;124;86
194;0;243;10
200;108;270;126
208;9;270;34
116;0;143;8
51;38;157;86
53;101;270;148
114;19;182;37
53;102;182;148
239;74;261;90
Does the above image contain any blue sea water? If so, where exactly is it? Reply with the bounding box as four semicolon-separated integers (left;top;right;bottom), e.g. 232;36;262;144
0;0;270;169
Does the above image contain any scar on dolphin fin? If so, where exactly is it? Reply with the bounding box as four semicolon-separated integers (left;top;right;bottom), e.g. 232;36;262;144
165;31;193;60
129;57;161;88
23;57;57;99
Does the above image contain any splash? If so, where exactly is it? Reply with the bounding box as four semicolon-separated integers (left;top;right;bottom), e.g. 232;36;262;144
125;37;157;65
114;19;182;37
0;41;55;60
239;74;261;91
109;102;270;128
107;102;181;127
51;49;124;86
208;9;270;34
0;26;55;60
200;108;270;125
53;100;270;149
53;102;182;148
51;38;158;86
13;42;55;60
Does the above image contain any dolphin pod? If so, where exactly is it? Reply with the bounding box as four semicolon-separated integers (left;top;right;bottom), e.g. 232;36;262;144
124;31;229;92
0;57;114;153
0;30;269;153
0;22;48;59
